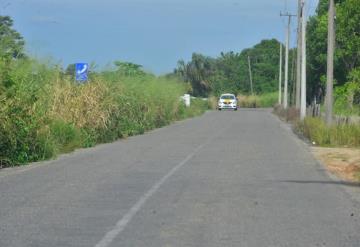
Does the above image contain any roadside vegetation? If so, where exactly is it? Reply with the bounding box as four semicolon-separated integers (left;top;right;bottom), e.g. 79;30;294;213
172;39;288;102
274;105;360;148
274;0;360;149
0;17;208;167
238;92;278;108
296;118;360;147
0;58;208;167
170;0;359;115
307;0;360;116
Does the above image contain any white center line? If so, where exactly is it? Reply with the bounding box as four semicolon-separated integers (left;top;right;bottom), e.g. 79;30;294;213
94;142;207;247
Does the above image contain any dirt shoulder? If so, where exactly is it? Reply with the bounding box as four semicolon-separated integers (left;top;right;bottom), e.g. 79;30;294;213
312;147;360;183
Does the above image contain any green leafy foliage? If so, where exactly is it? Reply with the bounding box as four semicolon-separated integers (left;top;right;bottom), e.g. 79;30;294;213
0;16;26;59
113;61;146;77
307;0;360;109
174;39;286;97
333;68;360;115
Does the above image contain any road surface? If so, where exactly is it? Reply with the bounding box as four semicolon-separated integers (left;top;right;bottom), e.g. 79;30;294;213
1;109;360;247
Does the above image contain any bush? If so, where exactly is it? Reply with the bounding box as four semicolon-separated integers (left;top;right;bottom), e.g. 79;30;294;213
0;60;208;167
333;68;360;116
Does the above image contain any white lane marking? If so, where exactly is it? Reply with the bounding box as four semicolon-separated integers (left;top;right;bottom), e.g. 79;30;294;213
94;143;206;247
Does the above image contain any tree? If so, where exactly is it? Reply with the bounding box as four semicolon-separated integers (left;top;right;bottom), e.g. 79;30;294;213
65;63;76;78
0;16;27;90
174;39;283;97
336;0;360;74
175;53;215;96
114;61;145;76
307;0;360;104
0;16;26;59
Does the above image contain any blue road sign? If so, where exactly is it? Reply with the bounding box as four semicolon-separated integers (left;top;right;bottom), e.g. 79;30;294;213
75;63;88;82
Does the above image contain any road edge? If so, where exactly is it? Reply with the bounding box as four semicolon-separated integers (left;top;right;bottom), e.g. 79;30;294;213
268;110;360;206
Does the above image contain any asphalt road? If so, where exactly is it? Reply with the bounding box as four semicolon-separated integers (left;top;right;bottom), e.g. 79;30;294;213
1;109;360;247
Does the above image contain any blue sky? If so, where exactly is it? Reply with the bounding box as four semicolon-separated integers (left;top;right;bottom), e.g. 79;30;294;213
3;0;318;74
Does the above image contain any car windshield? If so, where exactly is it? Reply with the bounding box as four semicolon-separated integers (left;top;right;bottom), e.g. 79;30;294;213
221;95;235;100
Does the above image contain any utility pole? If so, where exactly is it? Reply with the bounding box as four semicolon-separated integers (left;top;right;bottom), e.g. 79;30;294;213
247;55;254;95
280;12;296;109
291;49;296;105
300;0;307;120
295;0;302;109
278;43;283;105
325;0;335;125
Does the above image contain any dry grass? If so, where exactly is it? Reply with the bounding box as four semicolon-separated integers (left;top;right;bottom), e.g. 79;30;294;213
313;147;360;182
49;79;111;129
273;105;299;122
237;92;277;108
207;96;218;110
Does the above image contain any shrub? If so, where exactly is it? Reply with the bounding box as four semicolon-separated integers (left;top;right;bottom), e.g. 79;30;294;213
333;68;360;116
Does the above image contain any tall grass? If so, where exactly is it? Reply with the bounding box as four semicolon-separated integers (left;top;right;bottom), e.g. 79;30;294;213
237;92;277;108
295;117;360;147
0;59;208;167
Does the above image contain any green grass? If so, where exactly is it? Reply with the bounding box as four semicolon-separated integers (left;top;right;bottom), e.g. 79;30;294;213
316;102;360;117
295;117;360;147
333;104;360;117
0;59;208;167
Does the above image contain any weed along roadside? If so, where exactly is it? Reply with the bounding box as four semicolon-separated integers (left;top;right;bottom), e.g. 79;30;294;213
0;60;209;168
237;92;278;108
273;106;360;183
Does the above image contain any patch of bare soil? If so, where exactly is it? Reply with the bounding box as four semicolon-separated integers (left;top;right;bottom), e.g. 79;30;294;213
312;147;360;183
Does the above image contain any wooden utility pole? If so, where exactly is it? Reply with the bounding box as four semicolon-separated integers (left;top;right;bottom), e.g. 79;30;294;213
278;43;283;105
247;55;254;95
300;0;307;120
295;0;302;109
280;12;296;109
325;0;335;125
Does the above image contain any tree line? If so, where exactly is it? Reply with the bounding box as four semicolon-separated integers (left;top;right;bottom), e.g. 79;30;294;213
172;39;290;97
